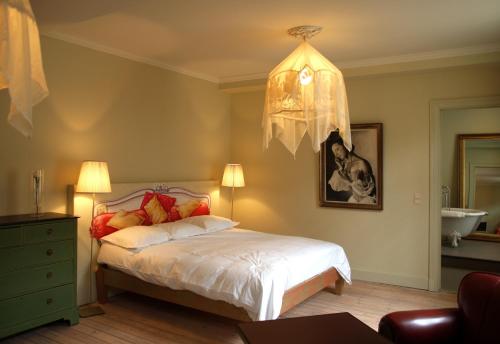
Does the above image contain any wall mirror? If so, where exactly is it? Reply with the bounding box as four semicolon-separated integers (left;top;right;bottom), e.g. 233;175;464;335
458;133;500;241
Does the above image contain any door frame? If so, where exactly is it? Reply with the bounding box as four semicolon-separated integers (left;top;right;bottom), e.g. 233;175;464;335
428;95;500;291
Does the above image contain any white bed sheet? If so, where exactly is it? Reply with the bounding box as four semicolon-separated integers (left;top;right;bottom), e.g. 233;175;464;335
97;228;351;321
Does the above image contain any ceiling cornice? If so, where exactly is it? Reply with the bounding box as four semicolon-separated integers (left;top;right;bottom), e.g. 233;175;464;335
42;30;500;86
219;50;500;93
219;43;500;83
41;30;220;84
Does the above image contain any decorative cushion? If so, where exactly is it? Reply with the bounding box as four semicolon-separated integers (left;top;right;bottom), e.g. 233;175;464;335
169;201;210;221
177;200;201;218
136;209;152;226
140;192;176;224
140;192;176;212
90;209;148;239
90;212;116;239
107;210;145;229
191;202;210;217
144;195;168;224
168;207;182;222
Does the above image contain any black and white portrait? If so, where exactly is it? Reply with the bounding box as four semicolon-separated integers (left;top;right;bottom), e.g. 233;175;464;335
320;123;383;210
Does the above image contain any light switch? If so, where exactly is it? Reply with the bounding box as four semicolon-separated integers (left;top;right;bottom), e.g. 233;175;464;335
413;192;422;205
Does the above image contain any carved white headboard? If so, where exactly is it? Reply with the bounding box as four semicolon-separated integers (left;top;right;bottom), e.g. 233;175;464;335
93;186;213;217
72;180;221;306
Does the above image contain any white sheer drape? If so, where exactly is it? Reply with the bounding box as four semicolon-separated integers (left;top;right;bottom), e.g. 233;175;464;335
0;0;48;137
263;41;351;156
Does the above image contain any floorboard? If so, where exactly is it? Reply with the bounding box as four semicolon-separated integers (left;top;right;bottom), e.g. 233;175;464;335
1;280;456;343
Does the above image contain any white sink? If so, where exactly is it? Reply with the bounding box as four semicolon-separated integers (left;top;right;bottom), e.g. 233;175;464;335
442;208;487;246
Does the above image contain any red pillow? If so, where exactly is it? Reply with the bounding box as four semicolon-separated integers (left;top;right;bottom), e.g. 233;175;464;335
90;209;149;239
191;202;210;217
168;207;182;222
134;209;151;226
90;213;118;239
169;201;210;222
140;192;176;223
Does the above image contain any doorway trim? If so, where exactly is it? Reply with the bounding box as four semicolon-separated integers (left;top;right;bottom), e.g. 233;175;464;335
429;95;500;291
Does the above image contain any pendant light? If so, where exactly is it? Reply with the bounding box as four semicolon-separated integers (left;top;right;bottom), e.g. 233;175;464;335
262;25;351;156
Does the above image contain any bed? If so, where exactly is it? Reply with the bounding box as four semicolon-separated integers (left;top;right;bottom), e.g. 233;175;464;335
74;181;351;321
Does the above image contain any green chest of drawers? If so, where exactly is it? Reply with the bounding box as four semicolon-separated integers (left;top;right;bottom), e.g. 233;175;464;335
0;213;79;339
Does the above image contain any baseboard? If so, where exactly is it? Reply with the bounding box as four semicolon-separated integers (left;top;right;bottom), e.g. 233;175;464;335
352;269;429;290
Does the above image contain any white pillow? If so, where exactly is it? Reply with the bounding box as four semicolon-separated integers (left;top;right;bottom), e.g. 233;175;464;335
153;221;207;240
177;215;238;233
100;226;170;249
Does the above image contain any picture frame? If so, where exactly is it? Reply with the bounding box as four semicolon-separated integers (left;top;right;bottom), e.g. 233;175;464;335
319;123;383;210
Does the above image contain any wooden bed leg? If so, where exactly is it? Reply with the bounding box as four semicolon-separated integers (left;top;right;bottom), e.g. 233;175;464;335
96;266;108;304
333;278;345;295
326;277;345;295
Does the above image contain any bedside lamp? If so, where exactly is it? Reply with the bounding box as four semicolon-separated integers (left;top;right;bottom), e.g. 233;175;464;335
222;163;245;220
76;161;111;318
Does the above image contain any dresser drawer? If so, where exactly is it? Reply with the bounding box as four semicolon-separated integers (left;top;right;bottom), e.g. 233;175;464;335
0;240;74;274
0;261;73;300
0;227;22;248
23;221;74;244
0;284;74;328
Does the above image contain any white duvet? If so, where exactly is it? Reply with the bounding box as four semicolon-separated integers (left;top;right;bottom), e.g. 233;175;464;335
97;228;351;320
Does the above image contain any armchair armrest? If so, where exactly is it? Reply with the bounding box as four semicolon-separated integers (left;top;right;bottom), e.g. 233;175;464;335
378;308;460;344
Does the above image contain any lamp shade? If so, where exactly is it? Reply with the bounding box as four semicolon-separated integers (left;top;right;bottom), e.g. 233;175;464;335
262;40;351;156
76;161;112;193
222;164;245;188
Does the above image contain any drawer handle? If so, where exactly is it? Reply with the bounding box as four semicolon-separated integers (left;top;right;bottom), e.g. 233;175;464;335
46;228;53;235
46;272;53;279
46;249;53;256
46;298;53;305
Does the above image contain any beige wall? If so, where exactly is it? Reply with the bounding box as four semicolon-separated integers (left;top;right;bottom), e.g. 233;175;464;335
0;37;231;305
440;107;500;208
230;63;500;288
0;36;231;216
2;35;500;295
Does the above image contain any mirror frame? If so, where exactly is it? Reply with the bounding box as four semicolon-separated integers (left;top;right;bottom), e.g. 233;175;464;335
458;133;500;207
458;132;500;242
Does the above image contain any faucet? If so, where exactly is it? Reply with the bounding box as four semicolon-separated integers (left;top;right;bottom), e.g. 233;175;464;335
441;185;450;210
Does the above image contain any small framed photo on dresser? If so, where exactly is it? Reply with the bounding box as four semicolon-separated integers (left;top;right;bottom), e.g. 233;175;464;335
320;123;383;210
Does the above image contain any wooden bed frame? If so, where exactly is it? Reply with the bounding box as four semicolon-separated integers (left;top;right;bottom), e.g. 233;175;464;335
96;264;345;321
76;181;346;321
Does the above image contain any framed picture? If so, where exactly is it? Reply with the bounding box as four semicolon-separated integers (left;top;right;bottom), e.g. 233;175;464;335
320;123;383;210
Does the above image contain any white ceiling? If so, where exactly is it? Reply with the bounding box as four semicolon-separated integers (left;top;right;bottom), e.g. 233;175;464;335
31;0;500;83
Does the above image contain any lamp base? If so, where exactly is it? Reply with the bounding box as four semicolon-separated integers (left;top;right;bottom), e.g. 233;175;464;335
79;304;105;318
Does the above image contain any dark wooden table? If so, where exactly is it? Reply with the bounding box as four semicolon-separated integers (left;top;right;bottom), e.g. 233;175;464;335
237;313;391;344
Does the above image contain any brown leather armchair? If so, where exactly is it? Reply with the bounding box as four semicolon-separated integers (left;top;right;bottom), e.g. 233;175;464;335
378;272;500;344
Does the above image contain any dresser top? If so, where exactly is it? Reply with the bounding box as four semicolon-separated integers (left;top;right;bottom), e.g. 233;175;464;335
0;212;78;226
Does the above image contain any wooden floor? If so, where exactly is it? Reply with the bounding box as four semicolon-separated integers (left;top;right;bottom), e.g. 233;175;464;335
3;281;456;344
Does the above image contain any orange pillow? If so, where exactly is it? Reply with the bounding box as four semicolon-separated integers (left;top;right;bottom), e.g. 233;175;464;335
144;195;168;224
176;200;201;219
140;192;176;212
169;201;210;221
107;210;145;229
140;192;176;224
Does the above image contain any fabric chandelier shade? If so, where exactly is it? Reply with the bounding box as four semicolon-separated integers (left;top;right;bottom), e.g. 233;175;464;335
76;161;112;194
222;164;245;188
262;26;351;156
0;0;49;137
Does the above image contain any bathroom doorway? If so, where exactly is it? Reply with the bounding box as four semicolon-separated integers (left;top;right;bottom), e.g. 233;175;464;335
429;96;500;291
